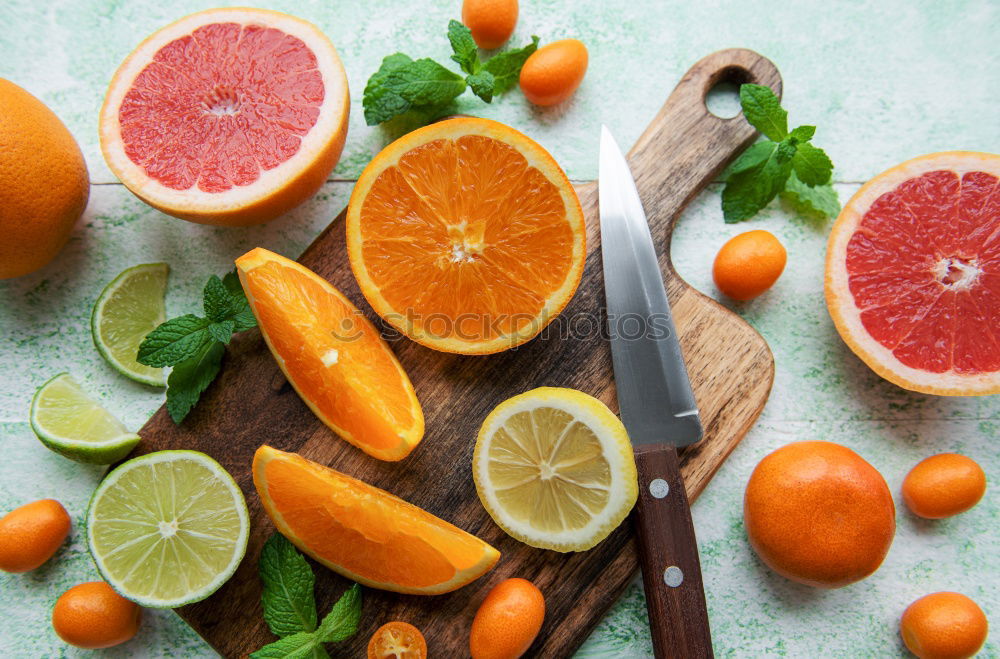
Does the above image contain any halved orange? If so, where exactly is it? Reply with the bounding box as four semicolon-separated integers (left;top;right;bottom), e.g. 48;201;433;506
346;118;586;354
100;8;349;226
826;152;1000;395
236;248;422;461
253;445;500;595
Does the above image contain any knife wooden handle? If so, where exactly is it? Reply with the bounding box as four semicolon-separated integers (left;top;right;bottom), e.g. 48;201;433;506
632;443;714;658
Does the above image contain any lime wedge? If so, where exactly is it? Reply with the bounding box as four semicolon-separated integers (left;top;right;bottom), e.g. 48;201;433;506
30;373;141;464
91;263;169;387
87;450;249;608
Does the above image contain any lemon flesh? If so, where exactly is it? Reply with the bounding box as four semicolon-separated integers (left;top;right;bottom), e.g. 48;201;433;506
30;373;141;464
87;450;249;608
91;262;169;387
474;387;638;551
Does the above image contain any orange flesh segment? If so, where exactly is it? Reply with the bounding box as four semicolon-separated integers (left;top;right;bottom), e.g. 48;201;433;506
845;169;1000;374
358;135;576;343
257;447;497;591
237;249;419;457
119;22;323;192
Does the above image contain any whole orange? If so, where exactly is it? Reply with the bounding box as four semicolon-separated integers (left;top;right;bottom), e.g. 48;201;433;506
0;499;71;572
462;0;518;49
519;39;588;106
713;229;787;300
52;582;141;649
367;620;427;658
902;454;986;519
900;592;988;659
743;441;895;588
470;578;545;659
0;79;89;279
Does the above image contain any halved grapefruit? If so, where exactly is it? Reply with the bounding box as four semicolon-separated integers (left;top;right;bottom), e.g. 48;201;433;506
99;8;349;226
826;152;1000;395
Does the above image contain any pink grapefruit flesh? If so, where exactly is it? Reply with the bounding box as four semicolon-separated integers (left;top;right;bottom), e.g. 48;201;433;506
100;8;349;226
826;152;1000;395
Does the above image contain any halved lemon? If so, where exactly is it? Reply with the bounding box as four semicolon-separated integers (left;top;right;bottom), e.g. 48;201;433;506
473;387;638;552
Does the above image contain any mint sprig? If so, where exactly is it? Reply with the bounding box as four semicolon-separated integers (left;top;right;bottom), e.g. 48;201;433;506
363;20;539;125
137;271;257;423
252;534;362;659
722;84;840;223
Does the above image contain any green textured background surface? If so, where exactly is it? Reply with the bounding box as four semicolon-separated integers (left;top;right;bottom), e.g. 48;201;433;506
1;0;998;656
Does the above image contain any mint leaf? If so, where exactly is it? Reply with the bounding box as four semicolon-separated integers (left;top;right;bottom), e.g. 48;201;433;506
221;271;257;331
363;54;466;125
788;125;815;143
315;584;362;643
726;141;777;177
165;341;225;423
208;320;236;345
791;142;833;186
482;36;539;93
739;84;787;141
138;314;214;367
250;632;322;659
782;171;841;218
722;143;794;223
260;534;317;638
448;20;479;75
203;275;233;322
467;71;496;102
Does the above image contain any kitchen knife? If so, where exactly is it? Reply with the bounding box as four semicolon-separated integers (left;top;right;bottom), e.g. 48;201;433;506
599;125;713;658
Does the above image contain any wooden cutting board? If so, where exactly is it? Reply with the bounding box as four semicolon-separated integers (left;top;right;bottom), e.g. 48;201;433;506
136;48;779;657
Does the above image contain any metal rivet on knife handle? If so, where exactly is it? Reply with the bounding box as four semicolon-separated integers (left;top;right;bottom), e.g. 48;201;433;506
663;566;684;588
649;478;669;498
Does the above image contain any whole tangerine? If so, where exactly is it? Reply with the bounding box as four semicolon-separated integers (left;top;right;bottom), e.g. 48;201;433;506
900;592;988;659
367;620;427;658
0;78;89;279
52;581;141;649
713;229;787;300
462;0;518;49
0;499;71;572
743;441;895;588
519;39;588;107
470;578;545;659
902;453;986;519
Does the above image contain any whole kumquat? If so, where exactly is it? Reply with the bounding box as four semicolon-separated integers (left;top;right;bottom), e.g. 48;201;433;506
52;581;141;649
462;0;518;49
713;229;787;301
519;39;588;106
0;499;71;573
900;592;988;659
902;453;986;519
367;621;427;658
470;578;545;659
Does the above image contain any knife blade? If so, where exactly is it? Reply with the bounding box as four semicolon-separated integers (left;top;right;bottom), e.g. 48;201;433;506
598;125;703;446
599;125;714;658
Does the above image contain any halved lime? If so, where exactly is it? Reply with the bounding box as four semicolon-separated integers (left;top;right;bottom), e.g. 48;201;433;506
91;263;169;387
30;373;142;464
87;450;249;608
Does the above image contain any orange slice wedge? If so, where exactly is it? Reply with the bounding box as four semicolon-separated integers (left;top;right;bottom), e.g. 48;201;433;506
346;117;586;354
236;248;423;461
253;445;500;594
